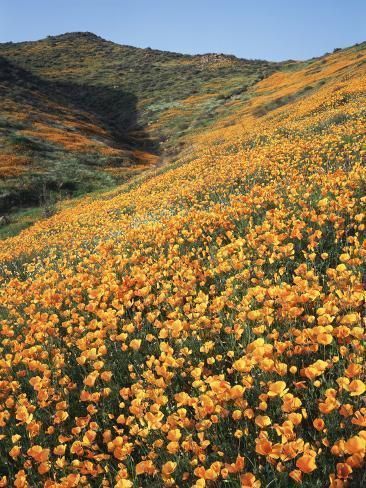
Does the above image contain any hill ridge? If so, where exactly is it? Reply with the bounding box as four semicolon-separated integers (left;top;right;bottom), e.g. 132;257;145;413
0;34;365;238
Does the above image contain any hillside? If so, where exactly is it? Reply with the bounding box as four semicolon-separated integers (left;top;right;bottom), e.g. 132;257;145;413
0;32;279;150
0;32;282;230
0;40;365;487
0;56;158;214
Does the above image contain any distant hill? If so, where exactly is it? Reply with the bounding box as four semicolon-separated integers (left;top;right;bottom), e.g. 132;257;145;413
0;32;364;229
0;33;281;215
0;31;280;150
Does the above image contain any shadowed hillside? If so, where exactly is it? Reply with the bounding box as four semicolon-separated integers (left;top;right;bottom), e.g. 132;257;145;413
0;54;159;230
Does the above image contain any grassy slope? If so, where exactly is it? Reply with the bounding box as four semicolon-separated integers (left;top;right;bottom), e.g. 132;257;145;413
0;32;282;226
0;57;153;208
0;32;279;151
0;42;365;487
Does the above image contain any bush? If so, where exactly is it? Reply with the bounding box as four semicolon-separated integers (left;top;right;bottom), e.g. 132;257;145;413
6;134;40;151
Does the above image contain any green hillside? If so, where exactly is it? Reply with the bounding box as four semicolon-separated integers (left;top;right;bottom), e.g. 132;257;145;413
2;32;360;233
1;32;281;151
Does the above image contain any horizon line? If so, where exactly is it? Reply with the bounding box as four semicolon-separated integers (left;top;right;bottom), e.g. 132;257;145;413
1;30;365;64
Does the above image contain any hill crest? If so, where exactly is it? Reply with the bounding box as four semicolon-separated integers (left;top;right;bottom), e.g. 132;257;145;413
0;33;365;237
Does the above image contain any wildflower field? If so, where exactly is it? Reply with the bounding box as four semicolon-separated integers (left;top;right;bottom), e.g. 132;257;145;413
0;45;365;487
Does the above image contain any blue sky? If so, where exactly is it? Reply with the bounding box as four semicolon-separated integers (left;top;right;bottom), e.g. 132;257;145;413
1;0;365;61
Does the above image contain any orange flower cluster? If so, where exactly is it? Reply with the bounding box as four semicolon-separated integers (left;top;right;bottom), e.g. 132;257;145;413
0;154;30;177
0;46;365;487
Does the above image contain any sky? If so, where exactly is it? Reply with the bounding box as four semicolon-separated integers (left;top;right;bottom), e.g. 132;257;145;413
1;0;365;61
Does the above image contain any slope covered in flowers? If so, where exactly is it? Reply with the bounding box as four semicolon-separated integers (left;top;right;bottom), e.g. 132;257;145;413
0;45;365;487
